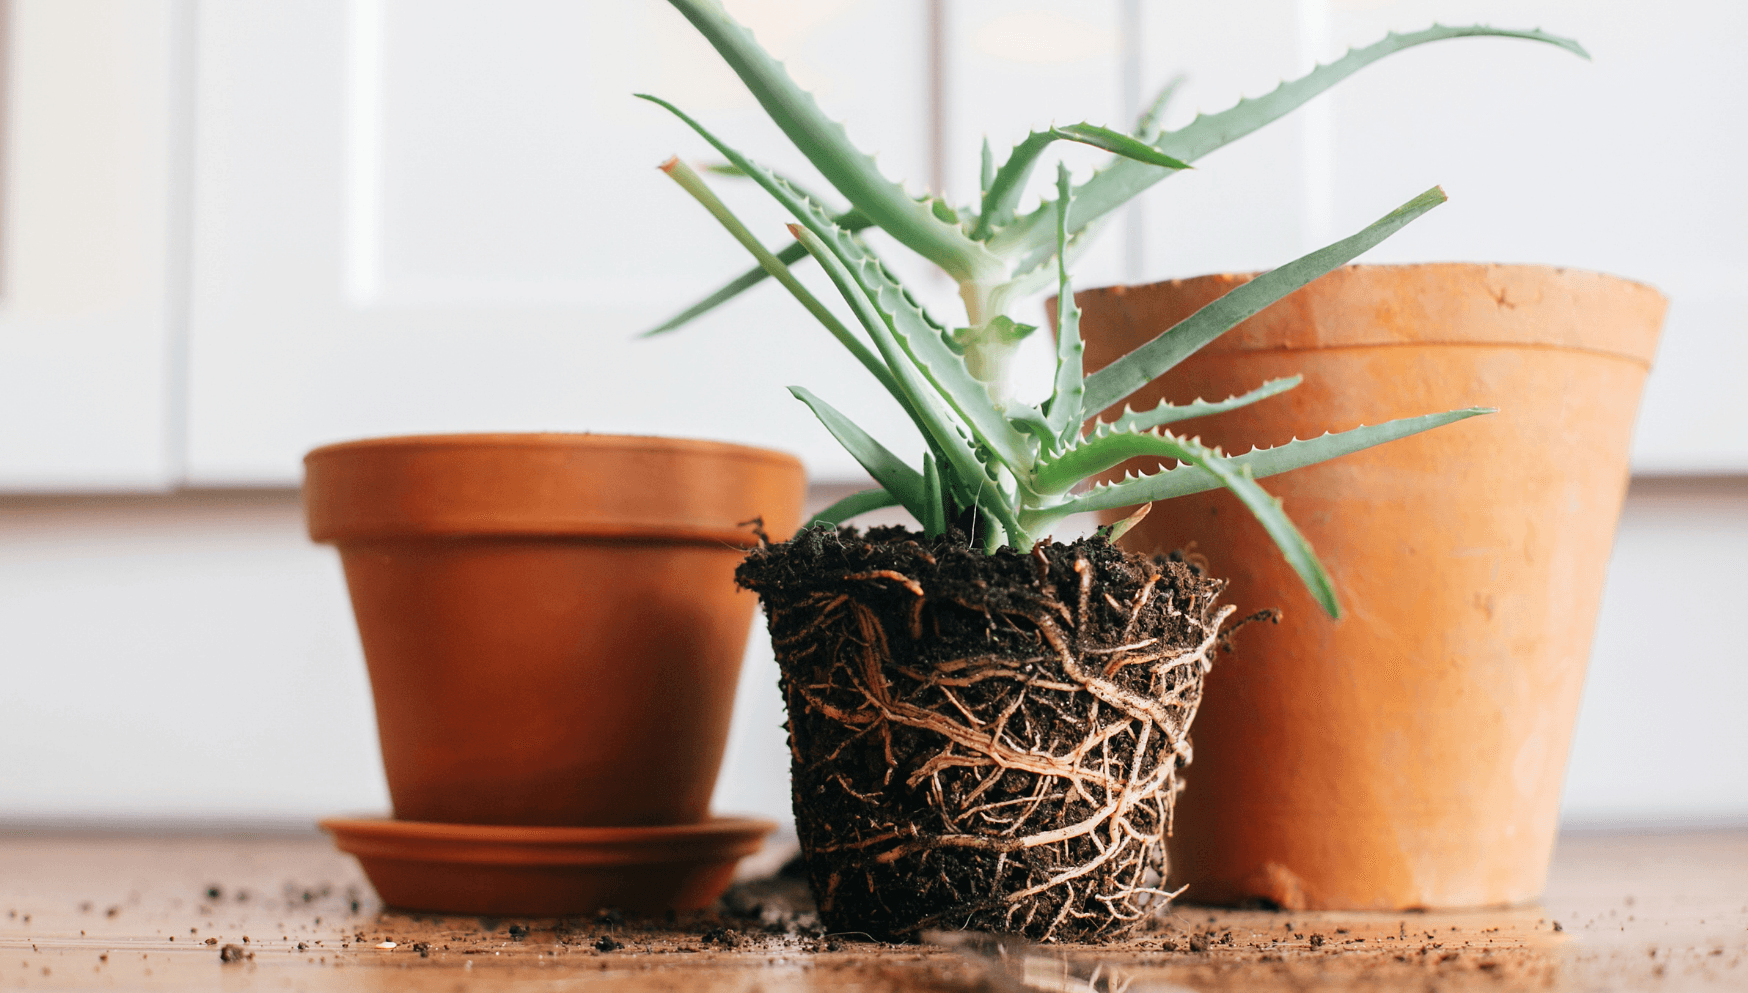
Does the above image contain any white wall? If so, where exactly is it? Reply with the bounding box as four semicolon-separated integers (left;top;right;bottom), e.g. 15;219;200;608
1560;478;1748;827
1;480;1742;830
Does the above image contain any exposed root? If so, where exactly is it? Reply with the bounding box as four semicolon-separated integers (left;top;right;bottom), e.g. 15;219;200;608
738;527;1229;942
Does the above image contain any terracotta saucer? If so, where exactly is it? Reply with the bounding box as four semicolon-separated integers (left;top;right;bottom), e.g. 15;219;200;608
321;815;777;916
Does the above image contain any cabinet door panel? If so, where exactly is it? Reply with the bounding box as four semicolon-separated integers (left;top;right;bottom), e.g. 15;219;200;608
187;0;931;485
0;0;182;491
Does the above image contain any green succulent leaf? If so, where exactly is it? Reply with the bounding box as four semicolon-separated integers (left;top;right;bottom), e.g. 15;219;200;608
1057;407;1495;516
642;96;976;447
1079;186;1447;417
772;218;1038;471
1005;401;1056;446
981;217;1105;321
823;237;1038;472
663;0;1002;283
1134;74;1187;142
803;486;901;532
642;208;872;337
1040;429;1339;615
697;160;845;208
641;91;1035;473
920;454;946;537
790;223;1029;545
1099;501;1152;544
790;386;926;520
987;24;1585;260
972;124;1188;241
1102;376;1301;433
1051;123;1192;170
953;315;1037;351
1182;437;1338;617
972;131;1054;241
1043;162;1084;448
653;158;895;392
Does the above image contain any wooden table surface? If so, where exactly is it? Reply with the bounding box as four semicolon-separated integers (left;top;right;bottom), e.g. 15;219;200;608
2;827;1743;991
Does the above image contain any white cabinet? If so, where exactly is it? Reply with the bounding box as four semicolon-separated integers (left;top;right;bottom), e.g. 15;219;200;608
0;0;1740;489
0;1;186;490
183;0;933;486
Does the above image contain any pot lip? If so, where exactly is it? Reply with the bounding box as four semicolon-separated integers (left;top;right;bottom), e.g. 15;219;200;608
303;432;803;470
1069;261;1665;368
1078;261;1666;300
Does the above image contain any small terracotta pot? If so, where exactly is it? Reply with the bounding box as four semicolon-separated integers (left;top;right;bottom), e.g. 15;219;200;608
1074;264;1665;909
305;433;806;828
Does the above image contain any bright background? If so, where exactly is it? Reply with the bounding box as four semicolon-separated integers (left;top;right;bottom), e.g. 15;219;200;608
1;0;1744;831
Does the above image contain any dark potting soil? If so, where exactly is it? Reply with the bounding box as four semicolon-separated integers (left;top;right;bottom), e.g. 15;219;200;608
737;526;1236;942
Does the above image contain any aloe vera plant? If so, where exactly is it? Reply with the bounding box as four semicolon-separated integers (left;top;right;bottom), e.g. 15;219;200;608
645;0;1585;617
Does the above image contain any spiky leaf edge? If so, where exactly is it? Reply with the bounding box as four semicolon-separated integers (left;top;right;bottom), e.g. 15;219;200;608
1079;186;1446;416
987;25;1586;261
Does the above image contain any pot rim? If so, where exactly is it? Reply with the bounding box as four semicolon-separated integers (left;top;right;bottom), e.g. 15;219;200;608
1068;262;1667;369
1091;261;1665;299
304;431;802;471
303;432;806;546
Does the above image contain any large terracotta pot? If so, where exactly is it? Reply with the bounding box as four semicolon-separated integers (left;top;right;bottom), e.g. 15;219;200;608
305;433;806;828
1075;264;1665;909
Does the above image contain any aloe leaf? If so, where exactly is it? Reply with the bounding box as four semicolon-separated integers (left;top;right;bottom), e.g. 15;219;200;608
662;0;1002;283
920;454;946;537
1079;186;1446;416
979;137;995;198
639;93;1034;474
1040;429;1338;614
1134;73;1186;142
1042;162;1084;448
972;125;1188;241
1103;376;1300;433
972;131;1053;241
1052;123;1192;170
982;216;1104;318
821;227;1036;471
1100;501;1151;544
789;386;927;518
1181;436;1338;617
1005;401;1055;445
698;160;842;206
791;223;1029;545
988;25;1585;259
642;208;872;337
804;486;901;532
654;159;897;389
1056;407;1494;517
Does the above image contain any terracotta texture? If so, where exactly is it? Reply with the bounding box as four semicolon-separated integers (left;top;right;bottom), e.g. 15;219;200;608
320;816;776;916
305;434;806;828
1074;264;1665;909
